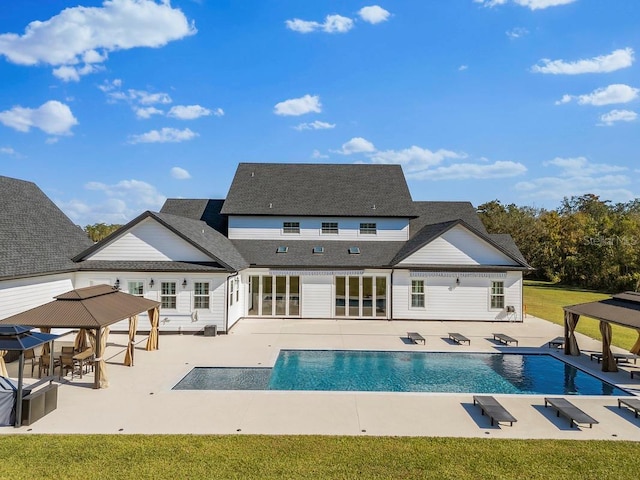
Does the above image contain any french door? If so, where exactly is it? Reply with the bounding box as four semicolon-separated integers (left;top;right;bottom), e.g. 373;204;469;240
335;276;387;318
248;275;300;317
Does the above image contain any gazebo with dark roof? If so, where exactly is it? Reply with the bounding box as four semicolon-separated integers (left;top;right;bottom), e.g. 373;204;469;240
563;291;640;372
0;285;160;389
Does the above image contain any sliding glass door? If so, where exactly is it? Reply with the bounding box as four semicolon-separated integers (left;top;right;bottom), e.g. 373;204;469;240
335;276;387;318
248;275;300;317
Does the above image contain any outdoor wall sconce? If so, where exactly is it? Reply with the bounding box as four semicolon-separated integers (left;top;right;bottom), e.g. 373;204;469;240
456;277;460;286
114;278;120;289
149;279;155;288
182;279;188;288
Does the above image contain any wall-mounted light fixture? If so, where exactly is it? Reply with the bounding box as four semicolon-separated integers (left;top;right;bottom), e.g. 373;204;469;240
149;278;155;288
456;277;460;286
182;278;188;288
114;278;120;289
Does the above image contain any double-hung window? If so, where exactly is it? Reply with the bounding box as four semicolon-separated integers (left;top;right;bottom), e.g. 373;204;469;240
128;281;144;297
161;282;177;309
322;222;338;234
411;280;425;308
194;282;210;309
359;223;377;235
490;281;505;309
283;222;300;234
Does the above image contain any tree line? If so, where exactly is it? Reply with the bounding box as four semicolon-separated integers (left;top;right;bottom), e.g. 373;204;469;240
478;194;640;292
84;223;122;242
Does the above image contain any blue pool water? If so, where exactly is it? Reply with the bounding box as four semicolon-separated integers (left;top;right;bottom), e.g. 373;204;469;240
173;350;628;396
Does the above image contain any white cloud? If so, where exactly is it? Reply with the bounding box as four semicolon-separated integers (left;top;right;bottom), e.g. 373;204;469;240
274;94;322;116
506;27;529;39
532;48;634;75
0;0;196;81
0;147;16;156
407;161;527;180
129;127;198;144
168;105;212;120
369;146;466;170
312;149;329;159
556;84;639;106
598;109;637;126
135;106;163;119
0;100;78;135
285;14;353;34
458;65;468;71
213;108;224;117
336;137;376;155
515;157;633;202
358;6;391;24
294;120;336;131
475;0;576;9
170;166;191;179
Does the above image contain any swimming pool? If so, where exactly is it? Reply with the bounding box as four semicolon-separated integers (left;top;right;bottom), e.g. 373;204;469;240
173;350;628;396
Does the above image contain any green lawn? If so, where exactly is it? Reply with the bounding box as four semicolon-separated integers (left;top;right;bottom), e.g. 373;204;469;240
524;280;637;350
0;435;637;479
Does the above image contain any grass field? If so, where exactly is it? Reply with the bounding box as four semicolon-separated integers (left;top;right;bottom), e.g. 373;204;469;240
524;280;637;350
0;435;637;479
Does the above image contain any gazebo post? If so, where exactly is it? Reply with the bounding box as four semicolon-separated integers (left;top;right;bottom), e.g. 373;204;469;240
94;328;102;390
14;352;25;428
50;340;55;378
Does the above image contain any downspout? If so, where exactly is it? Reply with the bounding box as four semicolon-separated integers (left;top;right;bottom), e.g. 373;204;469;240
389;269;394;321
224;271;240;333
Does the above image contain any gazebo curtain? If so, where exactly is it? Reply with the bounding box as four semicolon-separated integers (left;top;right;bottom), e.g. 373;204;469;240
146;307;159;351
0;351;7;377
88;327;110;389
124;315;138;367
631;330;640;355
74;329;89;352
40;327;51;355
599;321;618;372
564;311;581;356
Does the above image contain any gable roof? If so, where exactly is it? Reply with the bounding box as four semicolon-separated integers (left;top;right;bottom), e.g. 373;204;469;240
74;211;247;272
0;176;93;280
410;201;487;237
160;198;227;235
392;219;532;269
221;163;417;217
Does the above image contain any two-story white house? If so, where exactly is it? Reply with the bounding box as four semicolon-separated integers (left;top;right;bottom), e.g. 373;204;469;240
69;163;532;333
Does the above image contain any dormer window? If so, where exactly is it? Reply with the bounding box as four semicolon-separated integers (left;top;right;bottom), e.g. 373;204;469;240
312;246;324;254
283;222;300;234
322;222;338;234
359;223;377;235
276;246;288;253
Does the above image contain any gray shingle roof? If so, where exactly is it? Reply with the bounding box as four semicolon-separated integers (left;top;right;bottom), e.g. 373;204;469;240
221;163;416;217
488;234;531;268
410;201;487;237
232;240;405;268
76;261;229;272
160;198;227;234
0;176;93;280
75;211;248;272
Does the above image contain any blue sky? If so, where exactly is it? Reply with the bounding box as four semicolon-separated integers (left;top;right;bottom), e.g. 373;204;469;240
0;0;639;226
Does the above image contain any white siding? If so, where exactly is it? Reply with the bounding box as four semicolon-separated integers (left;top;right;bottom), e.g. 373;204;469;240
87;217;211;262
75;272;228;333
301;275;333;318
0;274;74;320
227;275;243;330
228;216;409;241
392;270;523;321
399;225;518;266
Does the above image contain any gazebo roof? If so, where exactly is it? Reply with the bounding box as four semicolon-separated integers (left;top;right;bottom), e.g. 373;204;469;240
0;284;160;329
564;291;640;330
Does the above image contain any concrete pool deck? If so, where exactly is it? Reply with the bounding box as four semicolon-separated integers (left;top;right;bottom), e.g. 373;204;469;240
2;315;640;440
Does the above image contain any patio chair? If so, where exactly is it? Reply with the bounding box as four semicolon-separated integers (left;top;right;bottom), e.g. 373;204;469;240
60;353;78;380
38;355;60;378
24;348;37;377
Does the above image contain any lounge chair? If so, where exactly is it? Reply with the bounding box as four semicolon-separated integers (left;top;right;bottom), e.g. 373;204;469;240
544;397;598;428
448;333;470;345
617;398;640;418
473;396;516;426
492;333;518;346
590;352;639;364
407;332;425;345
547;336;564;348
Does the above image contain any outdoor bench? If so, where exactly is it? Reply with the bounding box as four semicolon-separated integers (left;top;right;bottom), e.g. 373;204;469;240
492;333;518;346
544;397;598;428
448;333;471;345
547;336;565;348
473;395;516;427
407;332;425;345
618;398;640;418
590;352;639;364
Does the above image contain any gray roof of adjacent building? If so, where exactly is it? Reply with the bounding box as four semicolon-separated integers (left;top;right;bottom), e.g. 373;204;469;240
220;163;417;217
0;175;93;280
160;198;228;235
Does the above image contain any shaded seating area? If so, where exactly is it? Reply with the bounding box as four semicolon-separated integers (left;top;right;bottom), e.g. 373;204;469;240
544;397;598;429
472;395;516;426
563;292;640;373
0;285;160;389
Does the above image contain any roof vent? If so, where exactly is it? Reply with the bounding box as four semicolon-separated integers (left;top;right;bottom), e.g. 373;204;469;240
372;204;376;210
251;171;255;177
348;247;360;254
312;246;324;254
269;202;273;208
276;246;288;253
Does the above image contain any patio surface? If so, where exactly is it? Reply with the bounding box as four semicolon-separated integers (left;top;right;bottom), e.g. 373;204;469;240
2;315;640;440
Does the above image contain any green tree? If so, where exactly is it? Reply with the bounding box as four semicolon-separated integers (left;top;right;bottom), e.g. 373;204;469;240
84;223;122;242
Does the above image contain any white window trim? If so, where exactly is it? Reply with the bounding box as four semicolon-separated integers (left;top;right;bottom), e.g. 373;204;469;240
489;280;505;310
127;280;145;297
160;280;178;311
410;279;426;309
282;222;300;234
321;222;339;235
193;281;211;310
359;222;377;235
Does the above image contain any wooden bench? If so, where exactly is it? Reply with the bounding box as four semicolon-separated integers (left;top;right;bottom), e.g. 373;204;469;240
590;352;638;364
473;395;517;426
448;333;470;345
547;336;565;348
544;397;598;428
618;398;640;418
407;332;425;345
492;333;518;346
